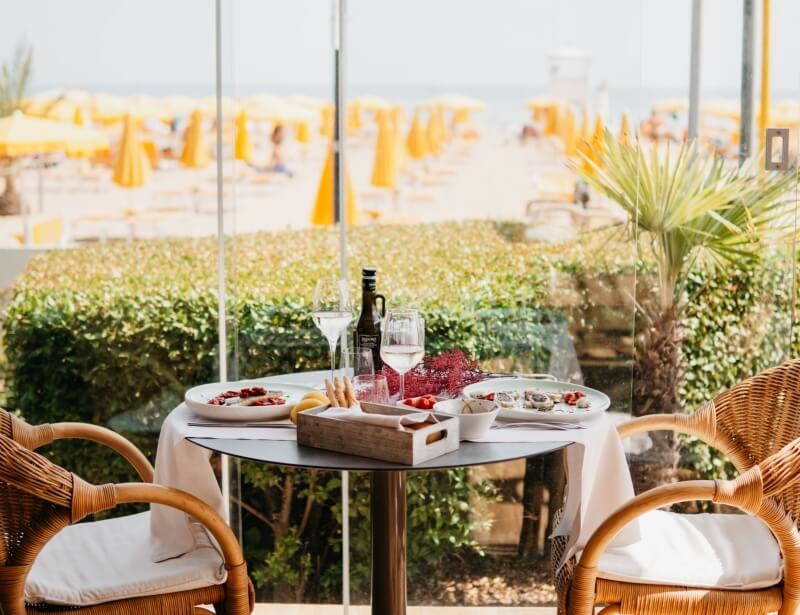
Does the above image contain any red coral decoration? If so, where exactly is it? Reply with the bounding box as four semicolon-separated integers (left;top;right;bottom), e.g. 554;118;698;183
381;348;489;397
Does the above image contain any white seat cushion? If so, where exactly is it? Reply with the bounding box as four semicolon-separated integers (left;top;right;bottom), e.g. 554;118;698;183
25;512;226;606
595;510;783;590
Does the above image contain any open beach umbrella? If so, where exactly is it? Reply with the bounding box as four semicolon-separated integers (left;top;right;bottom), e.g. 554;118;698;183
0;111;109;157
311;144;356;225
433;94;487;112
320;104;334;138
113;114;151;188
353;95;392;112
286;95;327;110
370;109;397;189
181;109;211;169
618;112;631;146
234;111;252;163
406;108;428;160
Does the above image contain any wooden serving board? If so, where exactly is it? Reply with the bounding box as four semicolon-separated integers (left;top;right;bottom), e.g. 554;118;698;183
296;402;460;466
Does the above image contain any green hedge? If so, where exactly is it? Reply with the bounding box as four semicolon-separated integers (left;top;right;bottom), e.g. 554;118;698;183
2;220;794;600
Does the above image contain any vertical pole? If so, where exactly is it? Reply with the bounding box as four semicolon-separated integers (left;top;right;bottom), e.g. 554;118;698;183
688;0;702;140
37;158;44;214
333;6;350;613
759;0;771;150
739;0;756;165
214;0;230;522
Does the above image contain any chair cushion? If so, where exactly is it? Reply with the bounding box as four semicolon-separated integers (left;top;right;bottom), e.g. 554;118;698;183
25;512;226;606
595;510;783;590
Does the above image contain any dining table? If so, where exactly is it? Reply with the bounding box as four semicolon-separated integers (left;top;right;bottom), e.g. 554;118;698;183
182;370;571;615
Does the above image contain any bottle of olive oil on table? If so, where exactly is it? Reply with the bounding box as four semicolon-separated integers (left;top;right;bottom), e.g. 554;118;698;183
354;267;386;370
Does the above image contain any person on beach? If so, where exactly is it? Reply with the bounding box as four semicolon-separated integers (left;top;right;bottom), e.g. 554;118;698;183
249;123;293;176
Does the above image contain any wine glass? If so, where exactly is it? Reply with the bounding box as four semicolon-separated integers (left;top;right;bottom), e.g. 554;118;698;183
340;348;375;380
312;277;353;381
353;374;390;404
380;309;425;400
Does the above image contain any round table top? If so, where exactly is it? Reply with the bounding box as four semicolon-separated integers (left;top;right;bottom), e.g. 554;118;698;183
187;370;569;471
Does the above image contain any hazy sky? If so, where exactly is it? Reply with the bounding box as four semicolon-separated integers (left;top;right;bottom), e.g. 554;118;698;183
2;0;800;95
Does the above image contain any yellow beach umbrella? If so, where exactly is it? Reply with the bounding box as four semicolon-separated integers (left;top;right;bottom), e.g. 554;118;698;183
436;105;450;144
347;102;364;134
73;106;88;127
452;108;471;126
234;111;252;163
353;95;392;112
618;112;631;146
426;109;443;156
0;111;109;157
181;109;211;169
582;115;605;174
371;109;397;189
320;104;334;138
406;108;428;160
295;120;312;144
563;107;578;156
311;144;357;225
113;115;151;188
433;94;487;112
392;106;408;172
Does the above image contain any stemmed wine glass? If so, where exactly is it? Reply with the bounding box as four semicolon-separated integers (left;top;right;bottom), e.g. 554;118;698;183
312;277;353;381
380;309;425;400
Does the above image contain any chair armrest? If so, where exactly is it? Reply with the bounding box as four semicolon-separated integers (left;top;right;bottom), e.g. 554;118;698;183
50;422;154;482
616;404;716;443
8;411;154;482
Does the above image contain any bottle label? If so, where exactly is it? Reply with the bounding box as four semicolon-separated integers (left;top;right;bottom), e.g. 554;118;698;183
358;334;380;349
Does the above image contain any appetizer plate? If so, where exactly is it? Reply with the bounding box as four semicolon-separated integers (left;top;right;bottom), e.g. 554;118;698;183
185;380;315;422
462;377;609;423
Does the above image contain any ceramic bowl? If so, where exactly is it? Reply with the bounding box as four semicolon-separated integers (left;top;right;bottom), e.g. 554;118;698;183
433;398;499;440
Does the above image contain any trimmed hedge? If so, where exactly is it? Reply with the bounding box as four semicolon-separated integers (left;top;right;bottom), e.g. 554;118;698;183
2;220;794;600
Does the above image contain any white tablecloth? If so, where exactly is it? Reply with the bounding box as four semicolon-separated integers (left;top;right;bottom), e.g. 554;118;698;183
151;372;636;569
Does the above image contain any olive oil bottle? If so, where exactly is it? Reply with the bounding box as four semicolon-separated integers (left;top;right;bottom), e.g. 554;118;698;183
354;267;386;370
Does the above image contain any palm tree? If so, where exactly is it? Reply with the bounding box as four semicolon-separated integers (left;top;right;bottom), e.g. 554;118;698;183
575;132;798;491
0;43;33;216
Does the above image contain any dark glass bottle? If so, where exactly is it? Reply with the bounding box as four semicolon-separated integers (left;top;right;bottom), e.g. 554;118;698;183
354;267;386;370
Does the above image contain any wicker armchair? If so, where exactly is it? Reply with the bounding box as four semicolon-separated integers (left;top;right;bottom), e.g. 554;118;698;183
557;359;800;615
0;414;254;615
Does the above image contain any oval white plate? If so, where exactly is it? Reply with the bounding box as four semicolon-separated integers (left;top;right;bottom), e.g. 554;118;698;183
461;378;609;423
185;380;315;422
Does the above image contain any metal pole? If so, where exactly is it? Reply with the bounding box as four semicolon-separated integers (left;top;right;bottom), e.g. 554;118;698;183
333;5;350;612
759;0;771;150
739;0;756;165
214;0;230;521
688;0;702;140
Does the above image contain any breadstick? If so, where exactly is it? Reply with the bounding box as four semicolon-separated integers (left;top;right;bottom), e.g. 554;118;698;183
334;377;347;407
324;379;338;406
343;377;356;407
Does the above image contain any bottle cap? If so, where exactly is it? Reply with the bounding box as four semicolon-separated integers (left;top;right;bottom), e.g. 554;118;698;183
362;266;377;279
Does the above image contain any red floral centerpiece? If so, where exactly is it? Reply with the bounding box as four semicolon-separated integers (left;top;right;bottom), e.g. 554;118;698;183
381;348;492;398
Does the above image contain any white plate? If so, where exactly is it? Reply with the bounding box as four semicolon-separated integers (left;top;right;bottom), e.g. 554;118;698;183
461;377;609;423
185;380;316;422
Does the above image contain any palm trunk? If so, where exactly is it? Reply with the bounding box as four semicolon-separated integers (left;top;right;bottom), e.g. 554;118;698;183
628;302;684;493
0;172;22;216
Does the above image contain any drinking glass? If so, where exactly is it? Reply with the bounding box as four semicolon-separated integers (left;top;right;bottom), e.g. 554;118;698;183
312;277;353;380
353;374;390;404
340;348;375;380
380;309;425;399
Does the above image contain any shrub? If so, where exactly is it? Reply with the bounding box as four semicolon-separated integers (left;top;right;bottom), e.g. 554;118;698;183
1;221;792;599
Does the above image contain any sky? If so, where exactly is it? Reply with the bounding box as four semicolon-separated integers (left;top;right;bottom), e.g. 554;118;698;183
2;0;800;96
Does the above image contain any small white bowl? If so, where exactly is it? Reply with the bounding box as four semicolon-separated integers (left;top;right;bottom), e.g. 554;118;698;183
433;399;499;440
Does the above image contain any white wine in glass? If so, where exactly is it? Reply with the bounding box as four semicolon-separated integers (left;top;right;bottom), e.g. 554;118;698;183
380;309;425;399
313;277;353;381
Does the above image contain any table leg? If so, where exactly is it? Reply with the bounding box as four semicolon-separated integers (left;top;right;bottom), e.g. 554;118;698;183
370;470;407;615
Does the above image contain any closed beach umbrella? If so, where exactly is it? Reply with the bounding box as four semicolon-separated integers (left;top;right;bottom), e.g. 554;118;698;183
320;104;334;138
0;111;109;157
311;144;357;225
426;109;442;157
181;109;211;169
113;115;151;188
582;115;605;174
72;106;88;127
563;107;578;156
234;111;252;163
618;112;631;146
371;109;397;189
437;105;450;144
346;102;363;134
295;120;312;144
392;106;407;172
406;108;428;160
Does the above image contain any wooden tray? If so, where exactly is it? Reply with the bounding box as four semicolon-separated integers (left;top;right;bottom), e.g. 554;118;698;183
296;402;460;466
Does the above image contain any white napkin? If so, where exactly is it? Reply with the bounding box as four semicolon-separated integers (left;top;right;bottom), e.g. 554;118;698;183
318;405;432;430
150;403;296;562
471;412;638;568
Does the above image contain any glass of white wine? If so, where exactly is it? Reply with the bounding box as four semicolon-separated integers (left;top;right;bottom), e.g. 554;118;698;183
380;309;425;400
312;277;353;381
